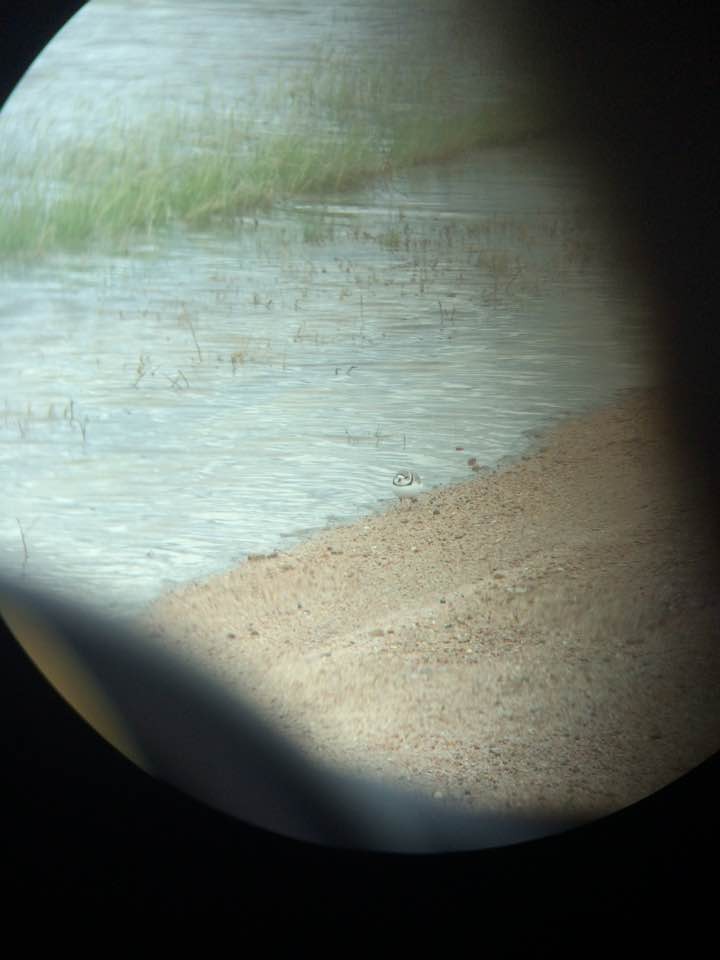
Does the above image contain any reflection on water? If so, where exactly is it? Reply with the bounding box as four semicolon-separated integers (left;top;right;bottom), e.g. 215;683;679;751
0;1;655;614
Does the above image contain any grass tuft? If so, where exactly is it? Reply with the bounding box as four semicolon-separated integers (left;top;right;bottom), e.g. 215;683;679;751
0;52;562;260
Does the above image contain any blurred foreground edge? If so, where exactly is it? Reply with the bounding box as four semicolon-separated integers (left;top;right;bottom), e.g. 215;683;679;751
0;572;589;855
1;570;718;916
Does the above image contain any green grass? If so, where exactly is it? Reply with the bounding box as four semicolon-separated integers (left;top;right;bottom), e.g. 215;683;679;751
0;52;562;260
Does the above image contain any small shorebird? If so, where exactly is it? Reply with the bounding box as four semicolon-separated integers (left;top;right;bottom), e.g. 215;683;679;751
392;469;423;501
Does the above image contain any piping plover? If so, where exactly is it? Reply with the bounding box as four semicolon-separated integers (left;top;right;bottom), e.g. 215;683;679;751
392;469;423;500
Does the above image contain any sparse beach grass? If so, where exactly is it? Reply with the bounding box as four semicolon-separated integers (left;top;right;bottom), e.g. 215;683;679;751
2;395;90;444
0;48;562;260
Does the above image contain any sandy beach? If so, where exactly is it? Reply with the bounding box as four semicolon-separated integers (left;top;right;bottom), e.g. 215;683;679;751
141;385;720;821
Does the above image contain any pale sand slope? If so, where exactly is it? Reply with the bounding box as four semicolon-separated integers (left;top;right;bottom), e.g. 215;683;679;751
141;386;720;820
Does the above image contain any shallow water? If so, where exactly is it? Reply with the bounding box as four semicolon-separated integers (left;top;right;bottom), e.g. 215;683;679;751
0;1;656;616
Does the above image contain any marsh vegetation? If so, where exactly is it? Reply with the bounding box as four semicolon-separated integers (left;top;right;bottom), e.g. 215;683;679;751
0;50;560;260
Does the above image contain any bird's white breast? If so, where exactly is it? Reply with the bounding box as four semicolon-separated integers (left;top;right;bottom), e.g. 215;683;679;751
392;470;422;497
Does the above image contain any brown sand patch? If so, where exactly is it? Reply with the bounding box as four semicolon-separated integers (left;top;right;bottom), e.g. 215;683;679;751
140;386;720;819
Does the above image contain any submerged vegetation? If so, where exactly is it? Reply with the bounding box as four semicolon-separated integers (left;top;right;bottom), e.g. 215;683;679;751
0;48;561;260
3;395;90;445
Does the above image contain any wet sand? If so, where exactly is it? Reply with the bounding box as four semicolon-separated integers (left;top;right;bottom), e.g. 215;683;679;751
141;385;720;819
